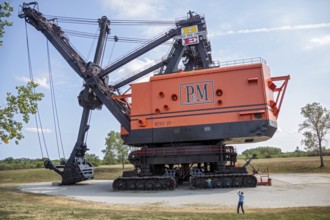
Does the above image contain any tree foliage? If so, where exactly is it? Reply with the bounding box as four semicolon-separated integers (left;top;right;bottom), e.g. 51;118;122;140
0;81;44;144
299;102;330;167
102;131;130;169
0;157;45;170
85;153;101;167
242;146;282;158
0;1;13;46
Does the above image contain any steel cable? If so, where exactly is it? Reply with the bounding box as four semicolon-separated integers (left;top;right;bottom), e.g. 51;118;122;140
46;40;65;160
24;22;49;159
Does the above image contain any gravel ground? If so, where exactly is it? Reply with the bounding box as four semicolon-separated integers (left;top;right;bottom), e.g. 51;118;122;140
20;174;330;208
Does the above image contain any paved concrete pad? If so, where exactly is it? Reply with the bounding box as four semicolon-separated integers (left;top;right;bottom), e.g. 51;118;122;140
20;174;330;208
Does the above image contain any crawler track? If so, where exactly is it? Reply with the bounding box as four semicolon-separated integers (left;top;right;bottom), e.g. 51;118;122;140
113;174;257;191
113;176;176;191
190;174;257;189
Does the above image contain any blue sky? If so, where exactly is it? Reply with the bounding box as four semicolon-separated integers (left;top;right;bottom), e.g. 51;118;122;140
1;0;330;159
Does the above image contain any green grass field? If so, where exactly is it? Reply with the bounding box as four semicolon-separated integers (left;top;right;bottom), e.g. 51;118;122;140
1;186;329;220
240;156;330;174
0;156;329;219
0;165;134;185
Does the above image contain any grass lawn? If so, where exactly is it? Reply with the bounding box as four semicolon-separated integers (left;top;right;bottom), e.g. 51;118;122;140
239;156;330;174
0;165;133;185
0;187;329;220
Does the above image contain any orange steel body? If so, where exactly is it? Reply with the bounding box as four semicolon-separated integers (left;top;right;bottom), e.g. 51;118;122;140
124;63;289;145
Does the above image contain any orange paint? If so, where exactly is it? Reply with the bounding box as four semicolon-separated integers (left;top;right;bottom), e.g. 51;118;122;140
125;63;289;144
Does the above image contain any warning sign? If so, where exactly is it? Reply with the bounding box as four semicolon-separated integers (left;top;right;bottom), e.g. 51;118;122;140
181;25;198;35
181;25;199;46
183;37;199;46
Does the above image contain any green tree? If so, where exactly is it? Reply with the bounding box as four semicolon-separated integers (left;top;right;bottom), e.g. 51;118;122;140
242;146;282;158
102;131;129;169
116;138;129;169
102;131;117;165
85;153;101;167
0;81;44;144
0;1;13;46
294;146;302;157
299;102;330;167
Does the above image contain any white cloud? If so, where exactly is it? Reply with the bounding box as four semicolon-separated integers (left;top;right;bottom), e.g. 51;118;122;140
110;58;156;85
303;34;330;50
310;35;330;46
16;76;50;89
210;23;330;37
102;0;166;19
25;127;52;134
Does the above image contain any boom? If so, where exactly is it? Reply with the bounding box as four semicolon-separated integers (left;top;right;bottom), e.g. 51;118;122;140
19;2;88;78
19;3;212;132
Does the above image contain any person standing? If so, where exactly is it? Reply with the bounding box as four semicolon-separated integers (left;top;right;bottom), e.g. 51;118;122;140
206;178;212;189
237;191;245;214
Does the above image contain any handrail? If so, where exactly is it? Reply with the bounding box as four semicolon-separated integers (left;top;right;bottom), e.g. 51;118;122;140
219;57;266;67
177;58;266;70
132;145;236;157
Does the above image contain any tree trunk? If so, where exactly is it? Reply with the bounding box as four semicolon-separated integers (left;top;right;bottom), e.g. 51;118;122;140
318;139;324;167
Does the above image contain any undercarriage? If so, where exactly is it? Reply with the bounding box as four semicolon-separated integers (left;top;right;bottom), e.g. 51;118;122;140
44;144;257;190
112;145;257;191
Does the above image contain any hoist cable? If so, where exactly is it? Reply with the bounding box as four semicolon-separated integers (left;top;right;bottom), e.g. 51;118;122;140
34;116;44;157
108;40;116;63
45;15;174;26
46;40;65;160
24;22;49;159
45;15;97;25
86;29;98;60
62;29;172;45
36;107;49;158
